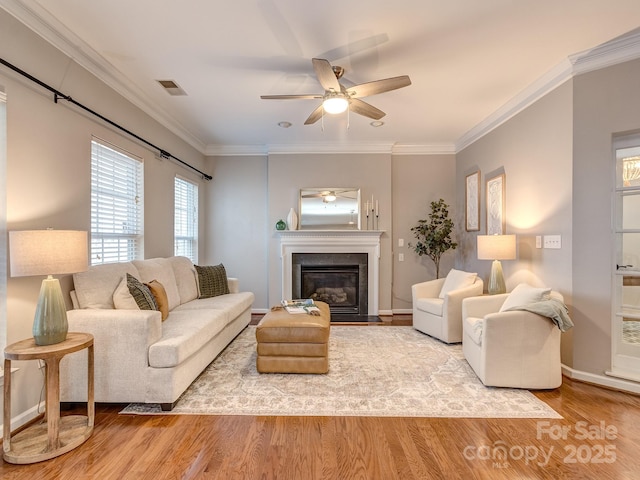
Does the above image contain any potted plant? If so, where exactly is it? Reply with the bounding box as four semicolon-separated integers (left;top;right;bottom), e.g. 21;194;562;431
409;198;457;278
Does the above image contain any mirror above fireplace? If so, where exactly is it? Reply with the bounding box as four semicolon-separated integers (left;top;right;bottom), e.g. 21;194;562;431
299;188;360;230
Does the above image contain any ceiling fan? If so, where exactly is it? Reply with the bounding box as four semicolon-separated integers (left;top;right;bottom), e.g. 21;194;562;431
260;58;411;125
301;189;354;202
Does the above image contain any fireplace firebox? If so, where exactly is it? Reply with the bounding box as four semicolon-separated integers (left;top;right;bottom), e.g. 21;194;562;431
292;253;368;316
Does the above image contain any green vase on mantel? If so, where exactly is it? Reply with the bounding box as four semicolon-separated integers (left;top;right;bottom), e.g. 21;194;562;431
275;219;287;231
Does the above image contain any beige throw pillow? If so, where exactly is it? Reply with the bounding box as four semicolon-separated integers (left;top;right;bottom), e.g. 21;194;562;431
113;276;139;310
439;269;477;299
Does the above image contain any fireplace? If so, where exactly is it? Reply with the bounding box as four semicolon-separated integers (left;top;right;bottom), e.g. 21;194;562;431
292;253;368;315
278;231;382;316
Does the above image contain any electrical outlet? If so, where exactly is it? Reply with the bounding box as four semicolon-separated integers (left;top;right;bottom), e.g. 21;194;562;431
399;253;404;262
543;235;561;249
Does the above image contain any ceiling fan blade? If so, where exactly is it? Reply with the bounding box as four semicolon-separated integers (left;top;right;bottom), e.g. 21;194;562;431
312;58;341;92
260;94;322;100
304;104;324;125
349;98;385;120
347;75;411;98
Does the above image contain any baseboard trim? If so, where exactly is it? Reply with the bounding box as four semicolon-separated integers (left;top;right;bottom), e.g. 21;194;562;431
562;364;640;395
392;309;413;315
0;400;45;434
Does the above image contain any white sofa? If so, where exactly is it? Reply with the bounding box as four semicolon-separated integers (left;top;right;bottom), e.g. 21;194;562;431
60;256;254;410
412;270;484;343
461;290;563;389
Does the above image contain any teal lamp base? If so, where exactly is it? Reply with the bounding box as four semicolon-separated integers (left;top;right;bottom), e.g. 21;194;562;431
33;276;68;346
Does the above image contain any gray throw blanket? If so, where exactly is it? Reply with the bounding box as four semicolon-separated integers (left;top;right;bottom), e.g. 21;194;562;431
503;297;574;332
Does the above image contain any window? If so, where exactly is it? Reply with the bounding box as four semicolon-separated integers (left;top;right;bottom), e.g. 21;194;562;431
174;176;198;262
91;139;143;265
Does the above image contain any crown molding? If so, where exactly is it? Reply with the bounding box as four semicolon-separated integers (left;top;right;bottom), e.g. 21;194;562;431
205;144;268;157
1;0;207;153
456;29;640;153
205;142;456;156
392;144;456;155
570;28;640;75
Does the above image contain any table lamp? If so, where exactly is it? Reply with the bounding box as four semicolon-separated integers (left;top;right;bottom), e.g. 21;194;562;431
9;229;88;345
477;234;516;295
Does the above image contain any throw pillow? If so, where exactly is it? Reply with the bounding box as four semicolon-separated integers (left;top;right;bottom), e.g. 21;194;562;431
195;263;230;299
113;276;139;310
439;269;477;299
499;283;551;312
126;273;159;311
146;280;169;321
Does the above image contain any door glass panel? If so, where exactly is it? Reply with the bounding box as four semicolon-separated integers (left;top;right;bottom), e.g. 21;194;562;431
622;194;640;230
617;146;640;188
621;232;640;271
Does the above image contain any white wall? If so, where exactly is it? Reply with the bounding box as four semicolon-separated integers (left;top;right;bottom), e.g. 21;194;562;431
392;154;457;311
572;58;640;376
1;10;208;427
205;155;269;309
206;152;458;314
455;81;574;364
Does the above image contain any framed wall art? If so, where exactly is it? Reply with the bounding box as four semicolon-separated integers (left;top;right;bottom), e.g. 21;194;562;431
486;173;505;235
465;171;480;231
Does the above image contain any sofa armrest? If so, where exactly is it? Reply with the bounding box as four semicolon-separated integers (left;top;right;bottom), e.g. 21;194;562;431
228;277;239;294
60;309;163;402
412;278;446;302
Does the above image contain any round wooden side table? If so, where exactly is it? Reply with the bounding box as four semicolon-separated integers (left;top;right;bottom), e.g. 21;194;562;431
3;332;94;464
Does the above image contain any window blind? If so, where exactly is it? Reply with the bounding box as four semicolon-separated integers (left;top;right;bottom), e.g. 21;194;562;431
174;176;198;262
91;139;143;265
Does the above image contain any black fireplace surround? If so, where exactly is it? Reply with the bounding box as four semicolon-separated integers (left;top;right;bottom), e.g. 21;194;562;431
292;252;368;316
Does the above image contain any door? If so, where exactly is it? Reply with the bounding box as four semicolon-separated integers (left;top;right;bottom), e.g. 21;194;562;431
611;135;640;381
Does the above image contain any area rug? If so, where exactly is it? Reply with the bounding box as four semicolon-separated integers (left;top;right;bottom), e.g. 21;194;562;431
121;326;561;418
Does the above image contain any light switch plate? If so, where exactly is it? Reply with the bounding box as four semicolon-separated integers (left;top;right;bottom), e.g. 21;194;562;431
535;236;542;248
543;235;561;249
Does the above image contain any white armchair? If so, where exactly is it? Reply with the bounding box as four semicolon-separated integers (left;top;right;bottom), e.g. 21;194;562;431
412;269;483;343
461;290;563;389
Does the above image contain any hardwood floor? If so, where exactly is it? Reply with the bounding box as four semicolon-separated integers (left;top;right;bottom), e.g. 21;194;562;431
2;316;639;479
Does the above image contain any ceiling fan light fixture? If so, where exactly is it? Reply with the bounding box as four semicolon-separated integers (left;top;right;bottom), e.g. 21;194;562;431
324;191;337;202
323;95;349;114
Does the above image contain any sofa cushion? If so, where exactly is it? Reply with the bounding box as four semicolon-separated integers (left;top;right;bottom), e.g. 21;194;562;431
148;309;228;368
499;283;551;312
173;291;255;325
73;262;140;309
113;276;139;310
147;280;169;321
127;274;159;311
133;258;181;311
439;269;477;299
168;256;199;304
415;297;444;316
195;264;230;298
464;316;484;346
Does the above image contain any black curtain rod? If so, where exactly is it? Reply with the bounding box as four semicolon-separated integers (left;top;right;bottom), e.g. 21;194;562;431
0;57;212;181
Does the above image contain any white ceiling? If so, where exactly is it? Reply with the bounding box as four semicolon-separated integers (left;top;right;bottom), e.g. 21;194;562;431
4;0;640;154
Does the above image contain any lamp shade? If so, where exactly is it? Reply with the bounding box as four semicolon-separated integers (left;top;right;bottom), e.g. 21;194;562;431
477;234;516;260
9;230;89;277
323;96;349;114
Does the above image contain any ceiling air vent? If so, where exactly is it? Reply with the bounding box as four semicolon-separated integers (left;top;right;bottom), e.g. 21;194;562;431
157;80;187;96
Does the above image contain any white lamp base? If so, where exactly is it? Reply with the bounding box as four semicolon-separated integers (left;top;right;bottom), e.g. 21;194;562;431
487;260;507;295
33;275;69;345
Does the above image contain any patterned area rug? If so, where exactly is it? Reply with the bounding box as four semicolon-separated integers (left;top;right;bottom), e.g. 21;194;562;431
121;326;561;418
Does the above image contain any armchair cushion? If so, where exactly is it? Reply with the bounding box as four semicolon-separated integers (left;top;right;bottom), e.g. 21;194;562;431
415;297;444;316
439;269;477;299
499;283;551;312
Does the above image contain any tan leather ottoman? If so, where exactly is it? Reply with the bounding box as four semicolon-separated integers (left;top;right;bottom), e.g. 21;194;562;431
256;301;331;373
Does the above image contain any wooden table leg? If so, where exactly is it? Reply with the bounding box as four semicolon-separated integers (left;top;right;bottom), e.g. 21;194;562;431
3;358;11;454
87;343;94;428
45;358;61;451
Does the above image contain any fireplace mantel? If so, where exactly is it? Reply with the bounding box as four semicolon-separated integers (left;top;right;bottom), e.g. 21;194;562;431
279;230;383;315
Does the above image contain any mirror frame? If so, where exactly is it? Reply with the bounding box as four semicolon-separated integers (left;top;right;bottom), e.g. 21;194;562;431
298;188;361;230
